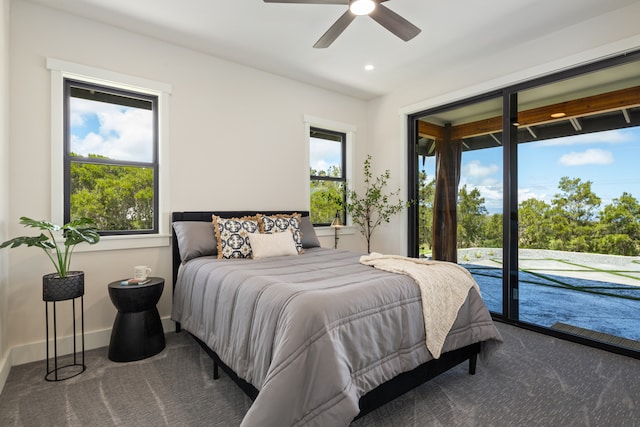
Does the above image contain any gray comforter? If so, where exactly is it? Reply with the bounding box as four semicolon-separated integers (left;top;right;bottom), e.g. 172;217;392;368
171;248;502;426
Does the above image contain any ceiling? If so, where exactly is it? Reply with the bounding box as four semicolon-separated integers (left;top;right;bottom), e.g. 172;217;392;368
415;60;640;157
25;0;639;100
421;60;640;126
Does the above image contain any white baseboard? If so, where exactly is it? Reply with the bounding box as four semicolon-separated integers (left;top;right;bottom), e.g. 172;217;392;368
0;350;10;397
7;316;176;368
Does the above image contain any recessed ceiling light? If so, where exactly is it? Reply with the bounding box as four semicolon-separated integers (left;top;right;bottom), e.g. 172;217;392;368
550;112;566;118
364;64;375;71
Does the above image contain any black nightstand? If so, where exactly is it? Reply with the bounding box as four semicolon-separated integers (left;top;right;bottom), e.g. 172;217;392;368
107;277;165;362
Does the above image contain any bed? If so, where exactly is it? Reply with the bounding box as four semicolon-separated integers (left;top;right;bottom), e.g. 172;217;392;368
170;210;502;426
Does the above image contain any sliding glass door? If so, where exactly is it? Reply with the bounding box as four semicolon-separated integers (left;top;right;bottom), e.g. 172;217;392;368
515;60;640;347
408;50;640;357
412;96;504;315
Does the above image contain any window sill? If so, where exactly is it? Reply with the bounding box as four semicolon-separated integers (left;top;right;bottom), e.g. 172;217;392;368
73;233;171;253
314;225;356;237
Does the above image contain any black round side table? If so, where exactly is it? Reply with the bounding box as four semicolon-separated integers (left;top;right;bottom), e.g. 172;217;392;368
107;277;165;362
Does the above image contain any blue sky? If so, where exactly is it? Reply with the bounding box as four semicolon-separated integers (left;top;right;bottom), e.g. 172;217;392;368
421;126;640;213
70;97;153;162
310;137;342;173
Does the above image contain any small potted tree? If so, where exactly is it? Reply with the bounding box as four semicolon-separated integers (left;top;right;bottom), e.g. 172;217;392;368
346;155;413;253
1;217;100;301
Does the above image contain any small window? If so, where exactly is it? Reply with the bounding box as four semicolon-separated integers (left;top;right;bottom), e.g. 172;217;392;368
309;127;346;226
64;79;158;235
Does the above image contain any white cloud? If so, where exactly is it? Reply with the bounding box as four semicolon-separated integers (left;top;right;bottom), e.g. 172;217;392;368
70;98;153;162
538;129;634;147
462;160;499;179
459;160;503;211
311;160;331;173
518;188;548;204
70;111;85;127
310;137;341;173
558;148;614;166
476;184;501;199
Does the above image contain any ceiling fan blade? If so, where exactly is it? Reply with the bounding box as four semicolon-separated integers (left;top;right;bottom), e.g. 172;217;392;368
313;10;356;48
369;3;421;42
263;0;348;4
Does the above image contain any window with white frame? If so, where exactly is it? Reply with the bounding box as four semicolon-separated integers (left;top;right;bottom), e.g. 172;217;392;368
64;79;158;234
48;58;171;250
309;127;347;226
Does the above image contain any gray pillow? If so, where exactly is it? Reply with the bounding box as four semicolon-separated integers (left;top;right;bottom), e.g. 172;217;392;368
172;221;217;262
300;216;321;248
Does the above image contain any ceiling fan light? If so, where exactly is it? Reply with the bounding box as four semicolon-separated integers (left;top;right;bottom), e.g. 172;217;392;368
350;0;376;15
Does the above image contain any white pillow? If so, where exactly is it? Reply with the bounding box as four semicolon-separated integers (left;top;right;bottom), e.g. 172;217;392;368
249;231;298;259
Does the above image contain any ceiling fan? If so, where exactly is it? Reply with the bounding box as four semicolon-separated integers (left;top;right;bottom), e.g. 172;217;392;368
263;0;421;48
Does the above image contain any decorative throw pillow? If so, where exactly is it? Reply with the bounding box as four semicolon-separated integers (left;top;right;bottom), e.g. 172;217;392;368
249;231;298;259
299;216;321;248
258;213;303;253
172;221;217;262
213;215;260;259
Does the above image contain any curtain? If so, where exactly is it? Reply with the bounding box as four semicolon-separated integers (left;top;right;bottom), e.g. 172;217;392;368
432;125;462;262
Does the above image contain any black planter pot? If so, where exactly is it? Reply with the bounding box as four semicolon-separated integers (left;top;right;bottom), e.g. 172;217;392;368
42;271;84;302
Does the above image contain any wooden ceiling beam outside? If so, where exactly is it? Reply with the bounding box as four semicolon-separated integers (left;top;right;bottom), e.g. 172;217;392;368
417;120;445;139
516;85;640;127
418;85;640;141
451;116;502;140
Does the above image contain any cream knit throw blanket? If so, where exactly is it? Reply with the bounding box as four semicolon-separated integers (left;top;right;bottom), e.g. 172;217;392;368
360;252;480;359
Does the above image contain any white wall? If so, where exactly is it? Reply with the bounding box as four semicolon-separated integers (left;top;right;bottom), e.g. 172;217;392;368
6;0;367;366
366;2;640;255
0;0;11;390
6;0;640;372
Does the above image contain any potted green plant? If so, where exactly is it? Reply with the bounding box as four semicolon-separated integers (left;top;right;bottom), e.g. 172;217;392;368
345;155;413;253
1;217;100;301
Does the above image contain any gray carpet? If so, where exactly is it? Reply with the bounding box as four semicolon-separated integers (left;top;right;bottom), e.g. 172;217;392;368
1;323;638;426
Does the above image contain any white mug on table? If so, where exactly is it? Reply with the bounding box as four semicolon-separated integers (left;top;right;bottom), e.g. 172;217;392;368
134;266;152;280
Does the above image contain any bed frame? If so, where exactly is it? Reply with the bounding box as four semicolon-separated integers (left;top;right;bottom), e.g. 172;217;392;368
171;210;480;421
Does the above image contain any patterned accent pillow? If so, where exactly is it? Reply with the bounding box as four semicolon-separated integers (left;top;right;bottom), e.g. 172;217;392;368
258;213;303;254
213;215;260;259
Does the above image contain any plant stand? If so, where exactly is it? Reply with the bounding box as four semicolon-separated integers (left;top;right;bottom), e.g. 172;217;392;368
43;272;86;382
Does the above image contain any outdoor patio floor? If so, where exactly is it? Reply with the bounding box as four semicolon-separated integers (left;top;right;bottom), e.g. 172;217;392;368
459;249;640;344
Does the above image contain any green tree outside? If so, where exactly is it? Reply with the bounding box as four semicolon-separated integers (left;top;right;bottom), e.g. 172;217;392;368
418;171;435;255
481;213;502;248
70;154;154;231
416;174;639;256
457;185;488;248
310;165;344;225
518;198;552;249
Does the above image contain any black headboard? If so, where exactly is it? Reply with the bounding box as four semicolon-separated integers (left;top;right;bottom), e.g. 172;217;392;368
171;211;310;289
